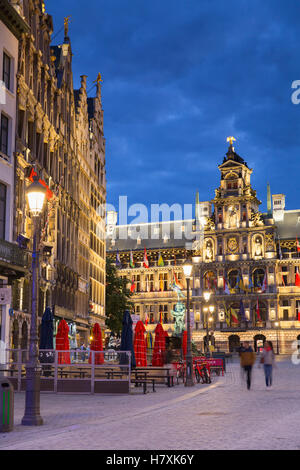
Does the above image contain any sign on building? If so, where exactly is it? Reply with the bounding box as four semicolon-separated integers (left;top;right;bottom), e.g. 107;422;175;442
0;287;11;305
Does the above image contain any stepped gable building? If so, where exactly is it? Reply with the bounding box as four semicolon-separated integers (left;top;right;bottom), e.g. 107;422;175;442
0;0;29;348
4;0;106;349
107;140;300;354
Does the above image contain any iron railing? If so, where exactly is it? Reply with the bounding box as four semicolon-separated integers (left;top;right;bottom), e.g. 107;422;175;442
0;239;29;268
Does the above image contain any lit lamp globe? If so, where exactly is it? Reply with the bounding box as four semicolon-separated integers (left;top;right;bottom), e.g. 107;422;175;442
203;290;211;302
274;321;279;328
182;259;193;279
209;305;215;314
26;175;47;216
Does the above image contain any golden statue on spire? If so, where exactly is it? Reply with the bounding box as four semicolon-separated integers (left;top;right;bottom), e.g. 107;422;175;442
93;73;103;85
226;136;236;146
64;16;71;36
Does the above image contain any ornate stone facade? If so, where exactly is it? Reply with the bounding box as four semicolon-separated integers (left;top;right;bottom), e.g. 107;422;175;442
7;0;106;348
107;141;300;354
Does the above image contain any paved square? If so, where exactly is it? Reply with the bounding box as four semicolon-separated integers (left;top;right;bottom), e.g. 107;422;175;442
1;358;299;450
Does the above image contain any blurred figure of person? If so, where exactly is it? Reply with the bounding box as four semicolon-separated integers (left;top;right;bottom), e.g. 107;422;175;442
260;340;276;388
240;341;256;390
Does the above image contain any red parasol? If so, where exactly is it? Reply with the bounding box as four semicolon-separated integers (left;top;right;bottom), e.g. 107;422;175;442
182;330;187;359
152;323;166;366
89;322;104;364
55;319;70;364
134;320;147;367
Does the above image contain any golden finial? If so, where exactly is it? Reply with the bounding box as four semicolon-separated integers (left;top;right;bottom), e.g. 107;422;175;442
64;16;71;36
226;136;236;146
93;73;103;85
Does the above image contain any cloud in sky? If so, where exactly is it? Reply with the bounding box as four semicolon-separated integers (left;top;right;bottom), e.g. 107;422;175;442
49;0;300;219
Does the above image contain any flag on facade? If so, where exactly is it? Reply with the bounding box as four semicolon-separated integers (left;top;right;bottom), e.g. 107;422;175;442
230;307;239;324
145;311;149;326
261;272;268;292
159;311;163;324
130;250;135;268
173;271;182;289
295;268;300;287
158;252;164;267
130;278;136;293
239;299;247;322
239;276;246;292
296;237;300;253
248;274;254;291
146;332;152;349
116;250;122;267
235;274;240;290
281;274;286;287
223;302;231;326
195;190;201;222
159;277;164;291
256;298;261;321
143;246;149;268
223;277;230;295
278;236;283;260
298;307;300;322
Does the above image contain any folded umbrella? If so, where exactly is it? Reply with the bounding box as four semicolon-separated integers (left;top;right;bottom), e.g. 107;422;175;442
55;319;71;364
120;310;136;368
89;322;104;364
152;323;166;366
134;320;147;367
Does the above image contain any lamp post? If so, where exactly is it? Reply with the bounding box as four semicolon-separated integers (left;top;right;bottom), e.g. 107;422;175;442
208;305;215;356
182;258;194;387
21;175;46;426
274;321;280;355
203;290;211;354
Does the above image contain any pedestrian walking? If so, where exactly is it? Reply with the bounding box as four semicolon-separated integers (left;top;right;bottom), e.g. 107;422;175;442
259;340;276;388
240;341;256;390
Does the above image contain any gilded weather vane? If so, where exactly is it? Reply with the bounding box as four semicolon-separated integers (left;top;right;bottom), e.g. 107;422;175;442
93;73;103;85
64;16;71;36
226;136;236;146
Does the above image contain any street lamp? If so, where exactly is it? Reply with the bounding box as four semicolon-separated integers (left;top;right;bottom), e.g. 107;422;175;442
208;305;215;356
274;321;280;355
203;290;211;302
22;175;46;426
182;258;194;387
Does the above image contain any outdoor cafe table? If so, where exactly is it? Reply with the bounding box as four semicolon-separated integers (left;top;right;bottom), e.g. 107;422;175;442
133;366;175;387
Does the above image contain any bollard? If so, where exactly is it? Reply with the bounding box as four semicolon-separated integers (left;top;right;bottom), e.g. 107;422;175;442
0;377;14;432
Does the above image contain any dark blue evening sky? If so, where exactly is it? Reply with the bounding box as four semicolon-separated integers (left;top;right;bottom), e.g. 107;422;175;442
48;0;300;221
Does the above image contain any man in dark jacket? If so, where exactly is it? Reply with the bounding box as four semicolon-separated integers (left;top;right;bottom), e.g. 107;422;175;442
240;341;256;390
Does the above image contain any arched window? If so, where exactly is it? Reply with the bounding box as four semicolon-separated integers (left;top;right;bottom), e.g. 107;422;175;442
203;271;217;291
228;270;240;289
252;268;265;288
228;302;241;327
253;334;266;352
225;172;239;191
252;301;267;324
228;334;240;353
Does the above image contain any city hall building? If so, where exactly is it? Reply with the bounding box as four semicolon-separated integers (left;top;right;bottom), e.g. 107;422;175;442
107;140;300;354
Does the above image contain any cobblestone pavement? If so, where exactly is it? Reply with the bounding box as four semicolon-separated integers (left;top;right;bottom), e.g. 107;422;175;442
1;358;300;450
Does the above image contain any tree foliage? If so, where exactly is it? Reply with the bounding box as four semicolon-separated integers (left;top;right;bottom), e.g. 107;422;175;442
105;257;133;336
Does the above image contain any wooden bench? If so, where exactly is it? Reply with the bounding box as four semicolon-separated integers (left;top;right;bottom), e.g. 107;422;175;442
131;378;156;394
134;367;175;387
